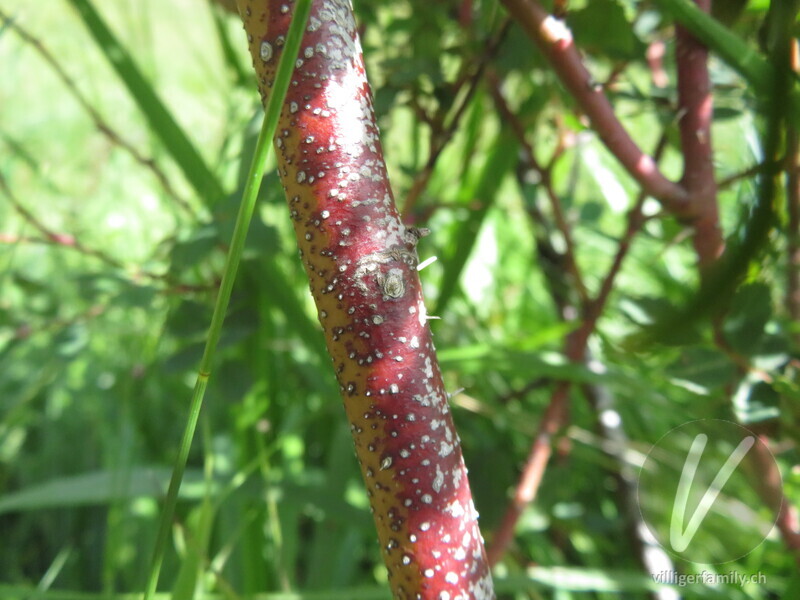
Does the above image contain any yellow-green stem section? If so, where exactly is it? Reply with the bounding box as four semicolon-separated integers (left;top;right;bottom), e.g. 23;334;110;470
141;2;313;598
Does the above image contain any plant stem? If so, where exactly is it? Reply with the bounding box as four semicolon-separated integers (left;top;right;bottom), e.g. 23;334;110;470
141;3;312;598
487;132;664;564
500;0;689;212
675;0;723;268
236;2;495;597
787;42;800;342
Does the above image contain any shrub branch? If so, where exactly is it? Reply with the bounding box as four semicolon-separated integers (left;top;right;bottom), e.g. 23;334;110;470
236;1;495;598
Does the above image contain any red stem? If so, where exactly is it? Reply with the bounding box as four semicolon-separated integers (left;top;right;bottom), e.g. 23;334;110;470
499;0;689;213
788;41;800;337
675;0;723;267
749;438;800;563
487;167;653;565
236;2;494;597
487;383;570;566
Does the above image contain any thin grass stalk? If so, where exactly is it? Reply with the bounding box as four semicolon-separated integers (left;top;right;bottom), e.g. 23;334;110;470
141;3;313;598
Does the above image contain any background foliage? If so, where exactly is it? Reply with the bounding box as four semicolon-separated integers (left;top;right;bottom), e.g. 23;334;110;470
0;0;798;598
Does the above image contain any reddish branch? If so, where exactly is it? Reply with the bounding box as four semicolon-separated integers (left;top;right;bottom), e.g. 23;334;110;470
485;131;656;566
493;0;797;570
0;171;125;269
788;41;800;338
486;132;658;564
402;19;511;220
499;0;689;213
236;1;494;598
487;196;649;564
675;0;723;267
487;70;589;307
487;382;570;565
749;438;800;562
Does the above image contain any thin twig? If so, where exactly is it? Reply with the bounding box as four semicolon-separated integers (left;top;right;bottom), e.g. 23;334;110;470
787;40;800;338
499;0;690;212
0;8;198;219
0;172;212;293
402;18;511;219
487;135;665;565
487;382;571;566
487;69;590;307
0;171;125;270
717;161;772;190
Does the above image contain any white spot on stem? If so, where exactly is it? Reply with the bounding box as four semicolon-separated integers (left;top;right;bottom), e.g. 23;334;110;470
260;41;273;62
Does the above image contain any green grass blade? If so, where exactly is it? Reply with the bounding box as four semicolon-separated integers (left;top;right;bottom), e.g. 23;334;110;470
66;0;226;206
170;498;215;600
140;2;313;598
0;468;210;514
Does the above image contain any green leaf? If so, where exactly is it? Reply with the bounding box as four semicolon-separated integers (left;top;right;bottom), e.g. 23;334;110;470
568;0;645;61
209;0;251;87
54;323;90;358
620;296;702;346
666;347;736;391
722;282;772;355
170;226;219;272
214;192;281;257
0;468;211;514
734;378;781;423
165;300;214;340
435;131;517;314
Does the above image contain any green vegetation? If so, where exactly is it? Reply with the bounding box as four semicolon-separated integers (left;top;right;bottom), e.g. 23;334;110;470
0;1;797;599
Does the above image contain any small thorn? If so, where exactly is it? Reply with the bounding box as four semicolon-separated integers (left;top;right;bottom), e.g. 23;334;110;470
426;315;441;320
416;256;438;271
